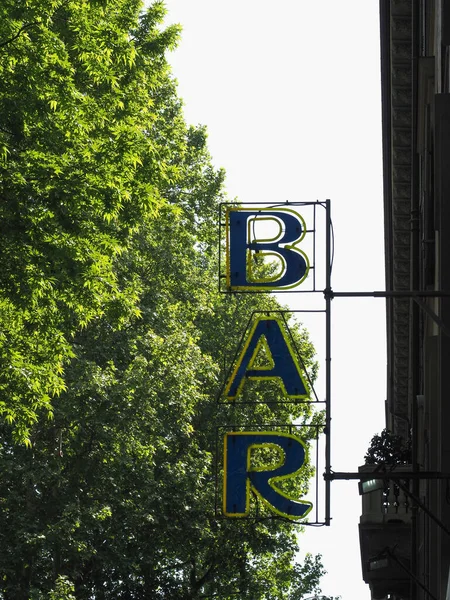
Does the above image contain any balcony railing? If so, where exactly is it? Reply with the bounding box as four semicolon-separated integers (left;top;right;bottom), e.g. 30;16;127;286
358;465;412;600
359;464;412;525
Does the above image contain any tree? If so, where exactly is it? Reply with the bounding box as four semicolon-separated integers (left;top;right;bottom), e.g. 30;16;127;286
0;0;329;598
0;0;181;440
365;428;411;465
0;197;323;599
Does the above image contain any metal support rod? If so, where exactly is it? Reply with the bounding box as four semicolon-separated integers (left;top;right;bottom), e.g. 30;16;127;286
325;471;450;537
395;480;450;539
325;199;331;526
325;471;450;480
410;2;420;594
386;550;438;600
326;290;450;298
413;296;450;338
323;290;450;338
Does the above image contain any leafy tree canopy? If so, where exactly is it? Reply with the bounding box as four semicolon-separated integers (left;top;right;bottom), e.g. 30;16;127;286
364;428;411;465
0;0;331;598
0;0;181;439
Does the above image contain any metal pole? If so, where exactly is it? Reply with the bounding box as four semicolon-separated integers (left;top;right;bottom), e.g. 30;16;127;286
413;296;450;338
330;290;450;298
325;199;331;526
325;471;450;537
387;550;438;600
395;480;450;539
325;471;450;480
410;3;420;595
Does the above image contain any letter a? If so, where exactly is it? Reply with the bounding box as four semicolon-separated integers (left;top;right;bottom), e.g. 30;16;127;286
223;431;312;519
224;316;308;400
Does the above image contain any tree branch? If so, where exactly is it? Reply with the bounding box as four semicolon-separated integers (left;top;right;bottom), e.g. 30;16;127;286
0;22;38;49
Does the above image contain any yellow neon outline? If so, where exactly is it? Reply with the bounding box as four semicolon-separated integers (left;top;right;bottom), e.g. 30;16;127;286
247;335;275;371
248;442;285;471
247;216;283;243
225;207;231;290
223;316;309;401
247;250;286;283
225;207;310;291
241;248;310;291
223;431;313;520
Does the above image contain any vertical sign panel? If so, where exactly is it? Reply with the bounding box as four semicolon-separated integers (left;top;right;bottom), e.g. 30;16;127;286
219;202;329;523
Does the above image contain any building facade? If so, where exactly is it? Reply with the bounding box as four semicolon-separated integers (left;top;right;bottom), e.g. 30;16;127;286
359;1;450;599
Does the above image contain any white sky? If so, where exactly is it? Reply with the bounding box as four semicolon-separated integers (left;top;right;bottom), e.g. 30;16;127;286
162;2;386;598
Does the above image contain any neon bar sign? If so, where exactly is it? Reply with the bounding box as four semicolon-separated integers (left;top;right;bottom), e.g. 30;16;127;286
226;207;309;291
222;207;312;520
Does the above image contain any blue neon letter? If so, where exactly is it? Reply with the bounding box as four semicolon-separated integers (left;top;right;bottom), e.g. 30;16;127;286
227;209;309;290
223;432;311;519
224;317;308;400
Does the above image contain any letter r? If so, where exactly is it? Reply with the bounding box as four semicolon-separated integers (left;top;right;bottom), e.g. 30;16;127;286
223;432;312;519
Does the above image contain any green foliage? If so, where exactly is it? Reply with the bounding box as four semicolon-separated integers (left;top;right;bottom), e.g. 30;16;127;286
47;577;76;600
0;0;181;438
364;428;411;465
0;0;328;598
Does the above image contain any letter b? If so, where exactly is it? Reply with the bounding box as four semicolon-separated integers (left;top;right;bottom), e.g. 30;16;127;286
226;208;309;291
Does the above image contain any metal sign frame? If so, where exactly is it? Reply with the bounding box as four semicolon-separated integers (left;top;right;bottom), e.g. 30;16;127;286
216;198;450;530
215;423;325;525
215;200;333;526
218;200;327;294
